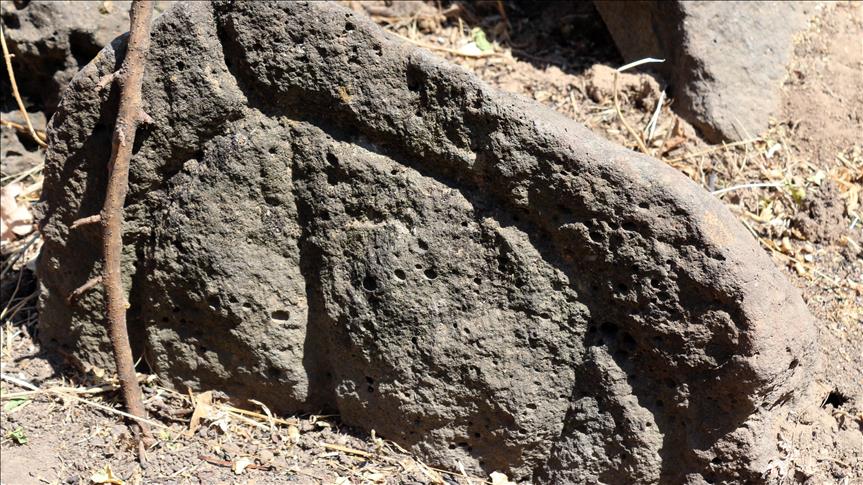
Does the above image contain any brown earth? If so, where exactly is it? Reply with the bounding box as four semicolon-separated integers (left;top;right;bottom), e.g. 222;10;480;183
1;1;861;484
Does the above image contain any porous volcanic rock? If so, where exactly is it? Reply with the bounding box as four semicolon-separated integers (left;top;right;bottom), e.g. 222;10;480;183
594;1;815;142
38;2;817;483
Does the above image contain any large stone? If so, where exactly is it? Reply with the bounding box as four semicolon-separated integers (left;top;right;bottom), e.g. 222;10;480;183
37;2;817;483
594;1;814;142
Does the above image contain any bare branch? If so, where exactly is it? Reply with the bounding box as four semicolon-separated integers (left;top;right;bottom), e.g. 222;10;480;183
0;24;48;147
67;276;103;304
101;0;155;439
70;214;101;230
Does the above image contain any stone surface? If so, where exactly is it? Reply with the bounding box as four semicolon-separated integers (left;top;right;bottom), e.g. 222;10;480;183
0;0;171;116
37;2;817;483
594;1;815;142
0;110;46;174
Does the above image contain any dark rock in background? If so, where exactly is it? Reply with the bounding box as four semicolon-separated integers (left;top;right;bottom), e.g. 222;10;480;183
0;0;171;116
37;2;817;483
594;1;814;142
0;110;45;174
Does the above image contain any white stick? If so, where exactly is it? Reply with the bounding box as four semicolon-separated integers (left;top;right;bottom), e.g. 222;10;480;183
645;89;666;141
0;372;39;391
617;57;665;73
711;182;783;196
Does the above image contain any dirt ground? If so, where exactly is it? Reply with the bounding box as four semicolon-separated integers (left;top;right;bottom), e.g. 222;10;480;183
1;2;861;484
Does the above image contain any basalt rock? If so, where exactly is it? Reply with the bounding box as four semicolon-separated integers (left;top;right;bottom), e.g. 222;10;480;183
0;0;171;116
594;1;814;143
38;2;817;483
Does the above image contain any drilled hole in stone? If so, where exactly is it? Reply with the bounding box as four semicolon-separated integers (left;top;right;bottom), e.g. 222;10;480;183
418;239;429;251
394;269;406;281
326;152;339;165
271;310;291;322
473;277;481;285
362;275;378;291
424;268;438;280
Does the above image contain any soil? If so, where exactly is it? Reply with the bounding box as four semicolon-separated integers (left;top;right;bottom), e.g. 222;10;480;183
1;2;861;484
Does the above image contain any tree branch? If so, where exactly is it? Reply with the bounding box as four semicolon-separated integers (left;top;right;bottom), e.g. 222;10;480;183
70;214;101;230
101;0;155;438
67;276;102;304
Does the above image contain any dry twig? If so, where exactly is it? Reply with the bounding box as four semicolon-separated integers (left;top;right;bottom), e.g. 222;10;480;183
70;0;156;438
665;138;763;163
612;58;664;155
387;30;506;59
0;118;46;139
0;25;47;147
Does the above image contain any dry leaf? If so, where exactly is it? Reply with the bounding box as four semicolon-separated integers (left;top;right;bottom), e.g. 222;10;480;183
249;398;276;432
232;457;252;475
287;424;300;444
91;464;124;485
364;472;385;483
0;183;34;243
807;170;826;186
490;471;516;485
187;390;213;436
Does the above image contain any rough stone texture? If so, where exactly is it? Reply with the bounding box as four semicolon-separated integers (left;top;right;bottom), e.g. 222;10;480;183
37;2;818;483
0;0;171;116
0;110;46;174
594;1;814;142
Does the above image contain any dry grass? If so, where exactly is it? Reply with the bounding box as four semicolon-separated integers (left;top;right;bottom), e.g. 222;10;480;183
358;1;861;294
